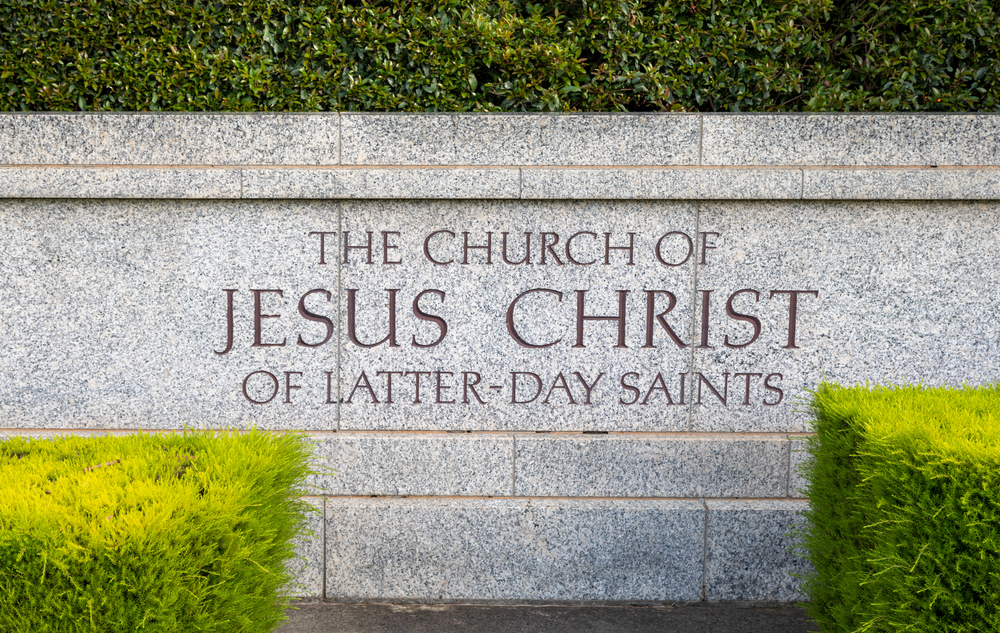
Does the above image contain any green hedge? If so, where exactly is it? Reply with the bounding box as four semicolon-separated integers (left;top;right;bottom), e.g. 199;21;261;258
2;0;998;112
0;431;313;633
802;382;1000;632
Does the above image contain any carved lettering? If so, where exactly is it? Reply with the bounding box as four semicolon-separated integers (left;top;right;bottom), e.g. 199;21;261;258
574;290;629;349
412;289;447;348
699;231;720;265
462;232;493;265
343;231;374;264
655;232;693;267
769;290;819;349
565;232;598;266
243;370;279;405
511;372;543;404
604;232;636;265
252;289;286;348
643;290;687;349
501;232;531;265
214;288;237;355
724;289;761;349
297;288;334;347
346;289;399;348
423;230;455;265
696;372;729;405
506;289;563;348
308;231;337;265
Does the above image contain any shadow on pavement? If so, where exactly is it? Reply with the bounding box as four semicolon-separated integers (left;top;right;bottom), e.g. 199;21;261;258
278;602;820;633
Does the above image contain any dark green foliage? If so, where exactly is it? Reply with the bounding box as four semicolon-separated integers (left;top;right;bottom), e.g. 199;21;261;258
0;431;314;633
1;0;998;112
802;382;1000;632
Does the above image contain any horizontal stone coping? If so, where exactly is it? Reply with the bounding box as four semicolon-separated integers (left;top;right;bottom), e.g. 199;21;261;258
2;165;999;200
0;430;808;499
2;113;998;168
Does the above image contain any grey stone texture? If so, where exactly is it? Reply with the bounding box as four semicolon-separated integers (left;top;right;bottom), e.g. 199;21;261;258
243;168;519;199
288;497;326;599
514;433;788;498
0;167;240;199
340;114;701;166
5;114;999;605
520;167;801;200
0;113;339;165
0;199;342;430
690;200;1000;432
338;199;696;432
307;433;513;496
803;167;1000;199
325;498;705;601
702;114;1000;166
705;500;810;602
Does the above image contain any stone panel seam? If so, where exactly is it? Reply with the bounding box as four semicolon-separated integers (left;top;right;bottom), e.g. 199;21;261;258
314;495;803;501
0;428;815;437
785;437;792;497
321;497;328;600
799;168;804;199
337;112;342;166
449;118;458;164
686;203;702;432
698;115;704;167
511;434;517;496
336;200;343;431
701;498;709;601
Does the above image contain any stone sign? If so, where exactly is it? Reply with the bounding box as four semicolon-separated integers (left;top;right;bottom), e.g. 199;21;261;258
1;113;999;603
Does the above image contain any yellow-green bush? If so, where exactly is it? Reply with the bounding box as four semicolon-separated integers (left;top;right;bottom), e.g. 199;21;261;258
802;382;1000;632
0;431;313;633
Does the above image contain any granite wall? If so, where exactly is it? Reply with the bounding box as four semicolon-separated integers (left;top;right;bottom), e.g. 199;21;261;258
1;113;999;603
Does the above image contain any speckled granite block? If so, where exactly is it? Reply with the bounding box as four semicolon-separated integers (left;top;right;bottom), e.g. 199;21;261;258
325;498;704;601
514;434;787;497
803;168;1000;199
788;437;811;498
702;114;1000;166
336;168;518;199
0;167;240;199
340;114;700;166
306;433;512;496
341;114;458;166
705;500;810;602
536;115;700;166
521;168;801;199
0;199;343;430
0;430;117;440
287;497;325;599
327;114;497;166
690;200;1000;432
0;113;339;166
338;199;696;431
242;168;519;199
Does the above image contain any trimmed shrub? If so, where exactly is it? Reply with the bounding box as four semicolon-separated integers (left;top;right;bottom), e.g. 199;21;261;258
1;0;998;112
802;382;1000;632
0;431;313;633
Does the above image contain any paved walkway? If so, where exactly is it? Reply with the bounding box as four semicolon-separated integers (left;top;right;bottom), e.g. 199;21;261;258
278;602;819;633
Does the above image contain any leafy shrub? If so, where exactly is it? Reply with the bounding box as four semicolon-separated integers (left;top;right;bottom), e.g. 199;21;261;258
802;382;1000;632
1;0;997;112
0;431;313;633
